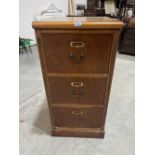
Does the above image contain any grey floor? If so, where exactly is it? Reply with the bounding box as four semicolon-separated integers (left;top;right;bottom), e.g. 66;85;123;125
19;46;135;155
19;46;44;104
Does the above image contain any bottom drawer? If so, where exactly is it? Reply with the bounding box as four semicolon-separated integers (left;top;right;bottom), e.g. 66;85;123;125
52;106;104;128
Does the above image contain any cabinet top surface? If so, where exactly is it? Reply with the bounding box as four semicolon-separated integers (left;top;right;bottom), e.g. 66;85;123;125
32;17;123;29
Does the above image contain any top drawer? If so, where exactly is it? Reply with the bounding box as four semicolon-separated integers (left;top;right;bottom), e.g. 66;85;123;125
40;30;114;74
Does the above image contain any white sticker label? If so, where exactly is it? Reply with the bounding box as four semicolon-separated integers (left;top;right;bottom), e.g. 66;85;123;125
74;21;82;27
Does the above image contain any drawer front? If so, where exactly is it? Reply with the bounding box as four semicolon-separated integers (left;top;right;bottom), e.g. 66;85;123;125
48;76;107;105
52;106;104;128
40;30;114;74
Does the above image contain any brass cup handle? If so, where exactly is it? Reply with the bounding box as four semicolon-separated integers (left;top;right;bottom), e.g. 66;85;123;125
79;52;85;60
69;52;85;63
70;41;85;48
69;53;75;60
71;82;84;87
71;90;84;96
72;111;83;115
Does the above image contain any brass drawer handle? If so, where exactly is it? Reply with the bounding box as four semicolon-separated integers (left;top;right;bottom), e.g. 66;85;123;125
69;51;85;63
71;90;84;96
70;41;85;48
72;111;83;115
71;82;84;87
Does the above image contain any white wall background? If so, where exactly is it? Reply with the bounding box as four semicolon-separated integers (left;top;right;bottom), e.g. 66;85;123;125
19;0;86;43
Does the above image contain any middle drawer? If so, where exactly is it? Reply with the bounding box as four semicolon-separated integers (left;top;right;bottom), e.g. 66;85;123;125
48;75;107;105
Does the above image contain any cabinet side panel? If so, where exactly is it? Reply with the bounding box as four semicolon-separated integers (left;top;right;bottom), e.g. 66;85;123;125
102;30;121;128
35;29;55;129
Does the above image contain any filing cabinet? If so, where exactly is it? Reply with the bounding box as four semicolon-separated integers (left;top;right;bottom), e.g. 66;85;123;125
32;17;123;138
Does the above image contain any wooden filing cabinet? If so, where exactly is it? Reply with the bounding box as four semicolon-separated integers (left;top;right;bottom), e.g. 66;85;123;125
32;17;123;138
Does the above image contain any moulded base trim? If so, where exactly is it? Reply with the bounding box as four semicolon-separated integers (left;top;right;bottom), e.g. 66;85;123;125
51;127;105;138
